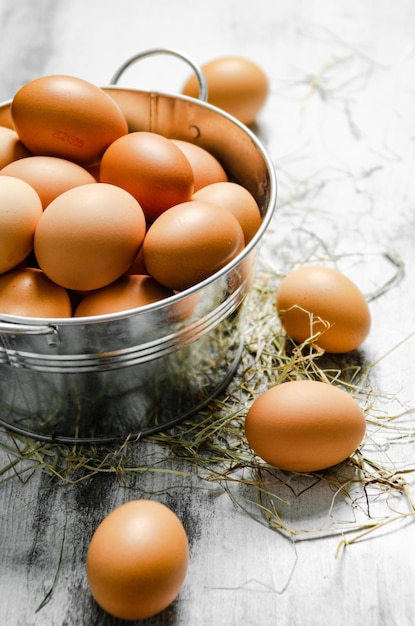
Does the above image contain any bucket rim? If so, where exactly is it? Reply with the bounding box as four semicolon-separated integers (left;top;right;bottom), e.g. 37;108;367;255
0;86;277;329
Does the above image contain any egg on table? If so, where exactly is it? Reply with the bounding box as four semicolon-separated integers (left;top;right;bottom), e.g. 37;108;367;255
275;265;371;353
86;500;189;621
245;379;367;473
182;56;269;125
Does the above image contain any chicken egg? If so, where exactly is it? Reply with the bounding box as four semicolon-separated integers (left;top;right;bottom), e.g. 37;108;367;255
276;265;371;353
193;181;262;243
0;175;42;274
99;131;194;222
104;88;150;132
0;107;13;130
74;274;173;317
34;183;146;291
143;199;245;291
86;500;189;621
182;56;269;125
245;380;366;473
11;75;128;165
0;155;96;209
0;267;72;318
171;139;228;191
125;245;149;276
0;126;31;168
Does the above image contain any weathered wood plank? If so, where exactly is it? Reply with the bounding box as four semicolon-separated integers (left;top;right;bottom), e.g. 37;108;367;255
0;1;414;624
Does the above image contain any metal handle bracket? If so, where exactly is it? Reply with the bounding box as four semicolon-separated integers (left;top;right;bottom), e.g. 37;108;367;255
109;47;208;102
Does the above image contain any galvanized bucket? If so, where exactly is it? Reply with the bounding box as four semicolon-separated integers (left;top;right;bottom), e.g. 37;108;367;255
0;49;277;444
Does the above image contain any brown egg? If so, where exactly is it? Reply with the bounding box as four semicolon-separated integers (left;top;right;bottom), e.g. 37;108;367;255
170;139;228;191
84;160;101;181
0;266;72;318
0;156;96;209
11;75;128;165
245;380;366;473
74;274;173;317
275;265;371;353
100;131;194;222
193;181;262;243
34;183;146;291
0;175;42;274
182;56;269;125
143;200;245;291
0;107;13;130
0;126;31;168
125;245;149;275
86;500;189;621
104;88;150;132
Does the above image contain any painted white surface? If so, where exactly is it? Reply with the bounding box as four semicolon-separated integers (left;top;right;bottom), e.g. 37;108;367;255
0;1;414;624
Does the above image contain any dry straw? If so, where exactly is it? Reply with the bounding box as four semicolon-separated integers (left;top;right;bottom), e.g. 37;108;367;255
0;255;414;554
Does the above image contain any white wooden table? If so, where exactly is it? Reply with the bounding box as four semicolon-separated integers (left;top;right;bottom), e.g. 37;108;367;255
1;1;415;624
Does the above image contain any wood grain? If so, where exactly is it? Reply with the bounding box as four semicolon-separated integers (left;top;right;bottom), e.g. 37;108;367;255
0;1;415;624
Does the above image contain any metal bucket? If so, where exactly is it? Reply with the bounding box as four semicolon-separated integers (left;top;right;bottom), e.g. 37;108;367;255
0;49;277;444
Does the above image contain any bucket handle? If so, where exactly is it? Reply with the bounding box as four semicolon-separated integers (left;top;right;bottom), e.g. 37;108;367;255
109;47;208;102
0;321;59;345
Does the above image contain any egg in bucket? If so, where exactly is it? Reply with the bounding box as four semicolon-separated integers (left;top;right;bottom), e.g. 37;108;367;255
0;49;277;444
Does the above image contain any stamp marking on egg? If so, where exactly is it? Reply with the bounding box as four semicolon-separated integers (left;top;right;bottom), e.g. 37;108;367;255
52;128;84;149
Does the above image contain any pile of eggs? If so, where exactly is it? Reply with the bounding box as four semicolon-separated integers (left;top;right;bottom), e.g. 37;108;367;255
0;63;372;478
87;263;372;619
0;70;264;319
245;264;371;473
0;57;378;621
